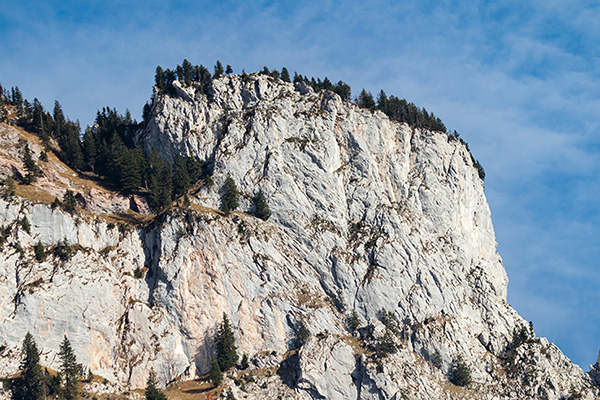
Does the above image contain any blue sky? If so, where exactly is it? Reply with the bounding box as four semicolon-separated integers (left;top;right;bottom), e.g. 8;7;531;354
1;1;599;368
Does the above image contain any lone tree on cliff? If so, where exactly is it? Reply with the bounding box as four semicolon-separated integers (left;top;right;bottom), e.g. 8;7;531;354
252;189;270;221
11;333;44;400
220;174;239;216
215;313;238;371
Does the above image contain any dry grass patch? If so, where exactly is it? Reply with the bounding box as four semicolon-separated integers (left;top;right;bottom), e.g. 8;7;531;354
14;183;56;204
166;378;221;400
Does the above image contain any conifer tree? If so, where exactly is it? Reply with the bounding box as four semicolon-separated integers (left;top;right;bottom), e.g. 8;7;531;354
357;89;375;109
62;189;77;213
280;67;291;83
176;65;184;83
220;175;239;216
185;157;203;184
31;99;45;134
209;360;222;387
214;61;224;79
215;313;238;371
182;59;194;86
58;336;78;400
22;144;41;184
11;333;44;400
147;149;173;211
11;86;23;107
225;65;233;75
154;66;165;90
253;190;270;220
172;154;190;197
333;81;352;101
82;129;97;171
145;368;166;400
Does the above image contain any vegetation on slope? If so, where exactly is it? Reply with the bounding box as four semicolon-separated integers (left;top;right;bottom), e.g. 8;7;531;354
0;60;484;215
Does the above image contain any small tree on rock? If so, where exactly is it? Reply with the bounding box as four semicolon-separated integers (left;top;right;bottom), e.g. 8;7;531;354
449;356;472;387
220;175;239;216
145;368;166;400
62;190;77;213
215;313;238;371
34;241;45;262
252;190;270;220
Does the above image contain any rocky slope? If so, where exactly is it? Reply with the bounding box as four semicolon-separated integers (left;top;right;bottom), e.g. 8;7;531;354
0;74;597;399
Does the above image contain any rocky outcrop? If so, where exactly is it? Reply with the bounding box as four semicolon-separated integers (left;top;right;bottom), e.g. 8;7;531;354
0;73;597;399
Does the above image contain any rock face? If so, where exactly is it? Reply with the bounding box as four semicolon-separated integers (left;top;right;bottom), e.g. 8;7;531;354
0;74;597;399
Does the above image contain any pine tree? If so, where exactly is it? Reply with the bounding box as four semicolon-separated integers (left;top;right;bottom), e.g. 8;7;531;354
58;336;78;400
214;61;224;79
145;368;166;400
225;65;233;75
11;86;23;107
215;313;238;371
11;333;44;400
176;65;184;83
22;144;40;184
155;66;165;90
333;81;352;101
209;360;222;387
185;157;203;184
62;189;77;213
280;67;291;83
3;176;16;198
172;154;190;197
147;149;173;211
82;129;97;170
357;89;375;109
31;99;45;134
220;175;239;216
182;59;194;86
253;190;270;220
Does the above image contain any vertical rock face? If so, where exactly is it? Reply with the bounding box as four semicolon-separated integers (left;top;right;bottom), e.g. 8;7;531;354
0;74;597;399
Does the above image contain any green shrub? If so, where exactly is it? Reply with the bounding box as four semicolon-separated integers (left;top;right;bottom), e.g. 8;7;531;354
294;318;310;348
348;310;361;332
374;329;398;357
449;356;472;387
21;216;31;235
34;240;45;262
241;354;249;369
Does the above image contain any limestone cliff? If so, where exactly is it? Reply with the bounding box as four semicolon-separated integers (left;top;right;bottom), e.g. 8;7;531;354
0;74;596;399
